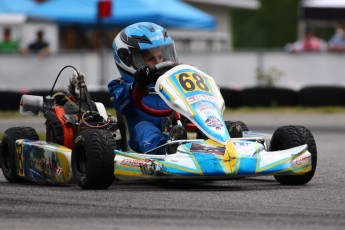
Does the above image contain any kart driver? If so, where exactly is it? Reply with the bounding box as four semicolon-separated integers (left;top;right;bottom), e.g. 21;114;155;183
108;22;186;154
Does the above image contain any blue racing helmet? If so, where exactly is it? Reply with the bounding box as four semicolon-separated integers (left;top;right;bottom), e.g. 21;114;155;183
112;22;178;80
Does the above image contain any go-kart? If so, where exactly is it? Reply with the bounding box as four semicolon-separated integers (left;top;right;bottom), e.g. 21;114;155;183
0;62;317;190
0;66;120;186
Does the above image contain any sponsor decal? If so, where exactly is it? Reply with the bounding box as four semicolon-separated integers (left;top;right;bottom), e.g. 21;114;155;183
16;142;25;176
293;155;310;166
28;148;63;178
186;95;198;104
140;159;156;175
205;115;223;129
118;158;167;176
150;35;164;41
120;98;130;110
186;95;218;105
190;143;225;155
233;142;256;156
194;101;224;130
195;101;214;112
197;94;208;101
38;158;63;175
207;95;217;104
120;158;147;168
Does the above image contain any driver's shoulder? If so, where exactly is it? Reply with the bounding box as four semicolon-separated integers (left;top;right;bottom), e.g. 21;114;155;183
109;78;133;88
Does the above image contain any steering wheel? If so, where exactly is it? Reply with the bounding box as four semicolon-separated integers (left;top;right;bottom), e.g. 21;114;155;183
133;61;177;117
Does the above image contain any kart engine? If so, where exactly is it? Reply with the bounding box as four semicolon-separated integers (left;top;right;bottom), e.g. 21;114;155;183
19;70;121;149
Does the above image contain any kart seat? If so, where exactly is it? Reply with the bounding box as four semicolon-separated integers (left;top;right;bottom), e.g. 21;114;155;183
116;112;130;151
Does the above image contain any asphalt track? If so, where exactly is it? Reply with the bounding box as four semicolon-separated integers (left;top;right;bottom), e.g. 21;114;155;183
0;113;344;230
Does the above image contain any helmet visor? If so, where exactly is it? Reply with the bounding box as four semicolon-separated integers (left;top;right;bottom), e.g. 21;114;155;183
131;43;178;69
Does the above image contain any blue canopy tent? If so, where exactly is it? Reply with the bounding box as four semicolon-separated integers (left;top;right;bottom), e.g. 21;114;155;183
105;0;216;30
302;0;345;22
0;0;38;24
0;0;37;13
26;0;216;30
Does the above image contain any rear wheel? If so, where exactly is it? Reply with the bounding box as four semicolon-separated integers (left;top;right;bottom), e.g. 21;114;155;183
72;129;116;189
0;127;39;182
270;125;317;185
45;118;64;145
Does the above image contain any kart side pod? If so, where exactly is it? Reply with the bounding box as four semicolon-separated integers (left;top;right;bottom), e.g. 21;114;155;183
15;139;73;184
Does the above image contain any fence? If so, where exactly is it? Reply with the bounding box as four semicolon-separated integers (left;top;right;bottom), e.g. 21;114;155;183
1;51;345;109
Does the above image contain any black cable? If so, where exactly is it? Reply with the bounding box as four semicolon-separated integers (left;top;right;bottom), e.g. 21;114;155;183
49;65;80;97
77;77;82;132
49;65;82;131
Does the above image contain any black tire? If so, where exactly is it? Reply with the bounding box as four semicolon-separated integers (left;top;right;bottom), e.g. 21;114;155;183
196;120;249;139
166;125;187;154
72;129;116;189
228;120;249;131
0;127;39;182
45;118;64;145
270;125;317;185
225;120;249;138
196;129;208;139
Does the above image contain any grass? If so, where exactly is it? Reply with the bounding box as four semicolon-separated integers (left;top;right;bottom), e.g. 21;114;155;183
1;106;345;118
1;106;345;141
0;110;22;118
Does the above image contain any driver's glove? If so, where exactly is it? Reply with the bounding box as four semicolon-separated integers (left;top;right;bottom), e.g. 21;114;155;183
133;66;154;87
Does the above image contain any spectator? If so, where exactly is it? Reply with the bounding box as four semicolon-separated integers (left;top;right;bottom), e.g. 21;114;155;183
328;22;345;52
22;30;50;57
0;27;19;53
285;26;327;53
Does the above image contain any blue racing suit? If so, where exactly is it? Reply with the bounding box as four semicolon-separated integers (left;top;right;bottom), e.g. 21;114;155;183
108;78;170;153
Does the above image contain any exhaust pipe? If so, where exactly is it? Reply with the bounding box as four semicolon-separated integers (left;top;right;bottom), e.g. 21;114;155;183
20;95;44;116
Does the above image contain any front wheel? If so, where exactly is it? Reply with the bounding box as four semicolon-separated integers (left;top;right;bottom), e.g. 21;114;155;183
225;120;249;138
270;125;317;185
0;127;39;182
72;129;116;189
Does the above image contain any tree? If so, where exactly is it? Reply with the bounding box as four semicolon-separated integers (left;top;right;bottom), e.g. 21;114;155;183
231;0;301;48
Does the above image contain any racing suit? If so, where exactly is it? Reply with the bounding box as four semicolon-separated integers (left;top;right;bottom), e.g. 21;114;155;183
108;78;169;153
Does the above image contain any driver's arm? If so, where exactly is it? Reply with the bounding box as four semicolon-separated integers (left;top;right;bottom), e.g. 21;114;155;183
108;79;136;115
108;66;154;114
